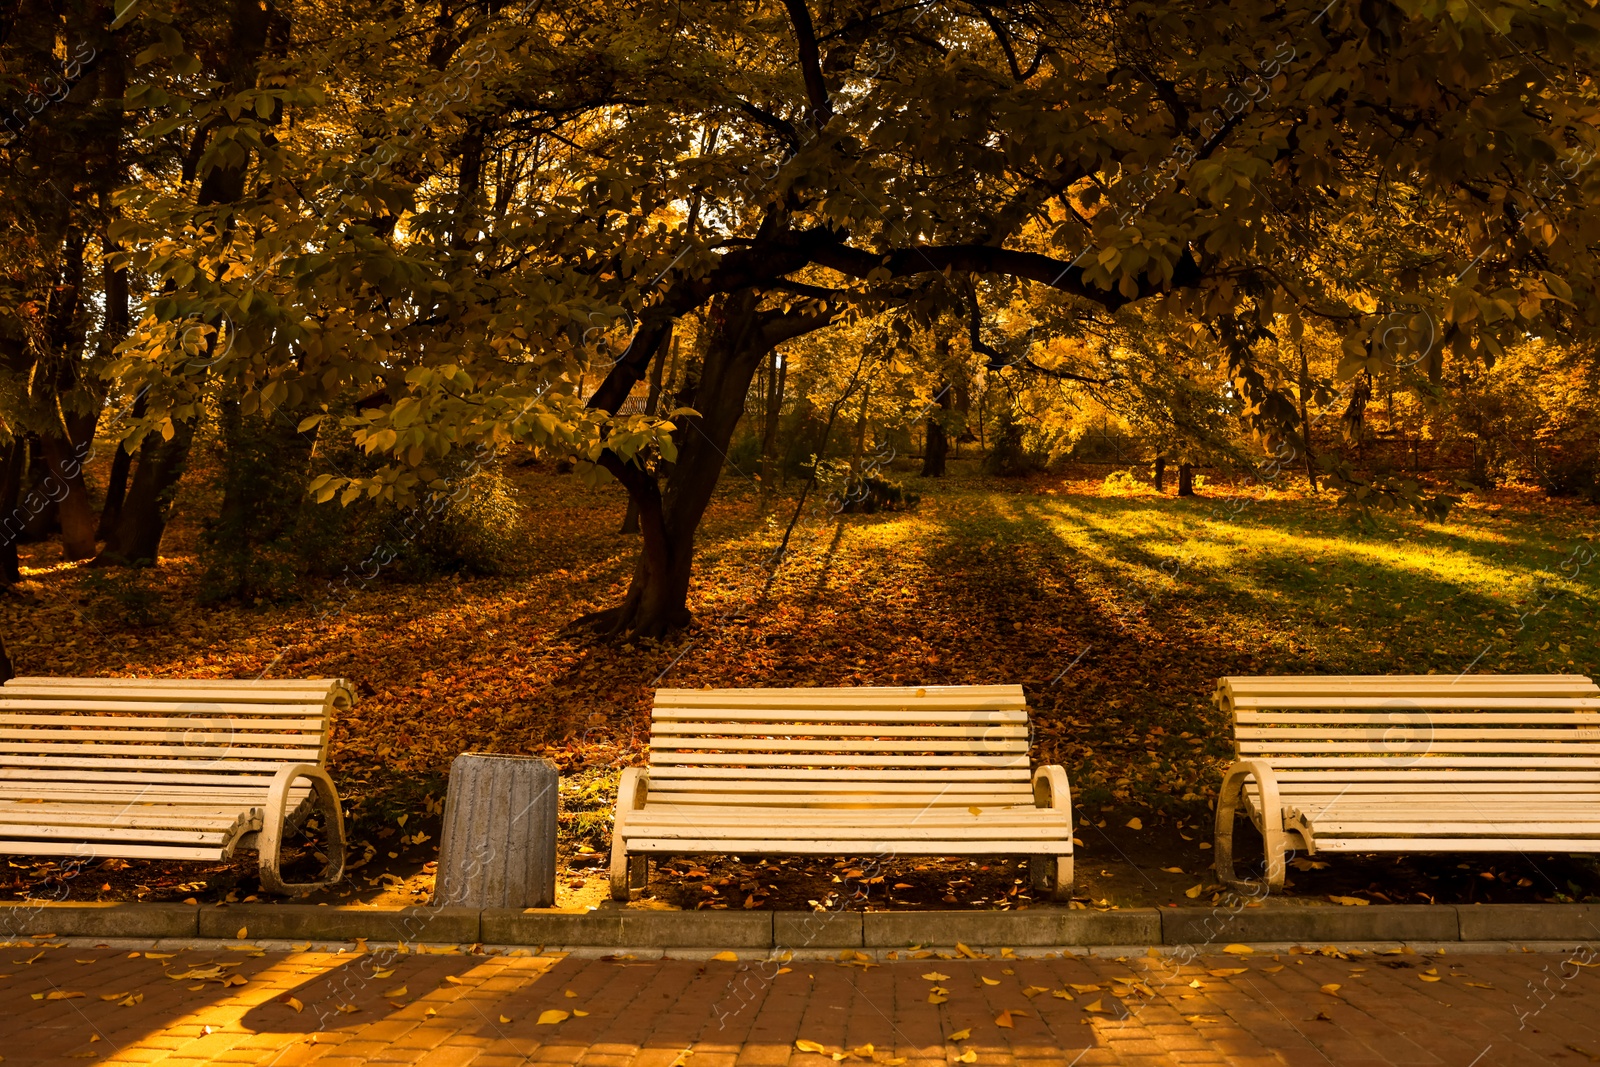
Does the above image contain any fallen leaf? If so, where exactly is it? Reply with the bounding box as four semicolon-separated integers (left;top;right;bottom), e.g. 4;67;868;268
981;976;1000;986
956;1052;977;1064
921;971;950;982
1206;969;1247;977
444;975;465;985
1466;982;1494;989
1184;884;1204;898
1321;984;1341;997
45;991;84;1000
499;1015;511;1024
1420;974;1442;983
712;951;739;962
1052;989;1074;1001
949;1028;971;1041
99;991;129;1002
1161;867;1185;874
955;943;978;959
1328;895;1369;907
236;927;248;939
1126;817;1142;830
564;989;578;998
1068;984;1102;993
1022;985;1049;997
372;969;396;979
1260;965;1285;974
927;993;947;1004
537;1010;570;1025
144;953;175;960
1083;998;1109;1014
1223;944;1253;956
118;993;143;1008
796;1039;826;1053
573;1010;590;1017
968;806;982;816
382;986;408;998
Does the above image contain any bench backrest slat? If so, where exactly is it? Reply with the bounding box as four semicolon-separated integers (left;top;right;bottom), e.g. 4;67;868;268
0;678;352;793
1220;674;1600;777
650;685;1035;802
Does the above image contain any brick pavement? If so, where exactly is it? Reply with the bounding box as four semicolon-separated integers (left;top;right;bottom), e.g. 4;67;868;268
0;940;1595;1065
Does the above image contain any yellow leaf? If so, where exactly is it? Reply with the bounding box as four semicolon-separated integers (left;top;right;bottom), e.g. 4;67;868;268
1052;989;1074;1000
1022;985;1049;997
1161;867;1185;874
537;1010;570;1025
1321;984;1341;997
1068;983;1101;993
712;951;739;962
382;986;408;998
1420;974;1442;982
45;991;84;1000
968;806;982;816
145;953;174;960
573;1010;589;1017
445;975;465;985
995;1009;1027;1027
957;1052;978;1064
1083;998;1109;1013
981;976;1000;986
796;1039;826;1053
927;993;947;1004
955;943;978;959
236;927;248;939
1184;884;1203;898
1206;969;1246;977
1328;895;1369;907
1125;817;1142;830
499;1015;511;1024
949;1028;971;1041
222;974;247;988
1223;944;1253;955
777;967;792;975
99;993;127;1002
921;971;950;981
564;989;578;998
372;969;395;979
118;993;143;1008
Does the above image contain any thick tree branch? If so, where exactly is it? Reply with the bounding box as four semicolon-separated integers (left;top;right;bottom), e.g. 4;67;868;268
782;0;833;129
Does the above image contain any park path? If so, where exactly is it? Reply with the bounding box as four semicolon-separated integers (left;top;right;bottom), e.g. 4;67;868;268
0;940;1592;1066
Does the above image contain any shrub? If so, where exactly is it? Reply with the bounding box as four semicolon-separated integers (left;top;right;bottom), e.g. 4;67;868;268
983;408;1042;476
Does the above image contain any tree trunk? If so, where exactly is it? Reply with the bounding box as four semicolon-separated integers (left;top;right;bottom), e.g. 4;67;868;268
96;419;197;565
1177;462;1195;496
39;411;99;561
921;380;952;477
1153;454;1166;491
0;439;25;582
757;349;786;512
0;631;12;683
1297;340;1318;492
97;442;133;539
621;328;674;534
586;290;834;638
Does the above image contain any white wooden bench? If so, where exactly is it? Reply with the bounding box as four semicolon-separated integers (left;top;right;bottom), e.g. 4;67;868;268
610;684;1074;901
0;677;352;895
1213;674;1600;890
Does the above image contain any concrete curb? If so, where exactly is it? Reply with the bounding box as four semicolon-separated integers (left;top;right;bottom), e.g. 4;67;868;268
4;902;1600;949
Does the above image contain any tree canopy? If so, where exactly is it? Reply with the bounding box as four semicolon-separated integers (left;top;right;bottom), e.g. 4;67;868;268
3;0;1599;631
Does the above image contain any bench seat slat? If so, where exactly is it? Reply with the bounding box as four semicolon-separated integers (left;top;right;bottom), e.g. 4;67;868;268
651;723;1031;738
629;838;1064;854
650;738;1028;754
648;753;1031;768
0;840;225;860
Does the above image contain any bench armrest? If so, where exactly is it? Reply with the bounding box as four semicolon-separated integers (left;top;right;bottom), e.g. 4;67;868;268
610;767;650;900
259;764;347;896
1030;765;1073;900
1215;759;1286;892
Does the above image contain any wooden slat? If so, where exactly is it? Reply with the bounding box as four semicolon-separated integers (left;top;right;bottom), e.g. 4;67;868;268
0;725;324;742
0;699;329;715
650;738;1028;754
0;742;323;759
1236;712;1600;725
648;767;1031;781
0;823;228;845
644;793;1034;807
1239;742;1600;755
0;839;225;859
650;708;1029;724
1234;696;1600;710
1313;838;1600;852
647;752;1031;768
651;723;1030;738
628;838;1064;854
